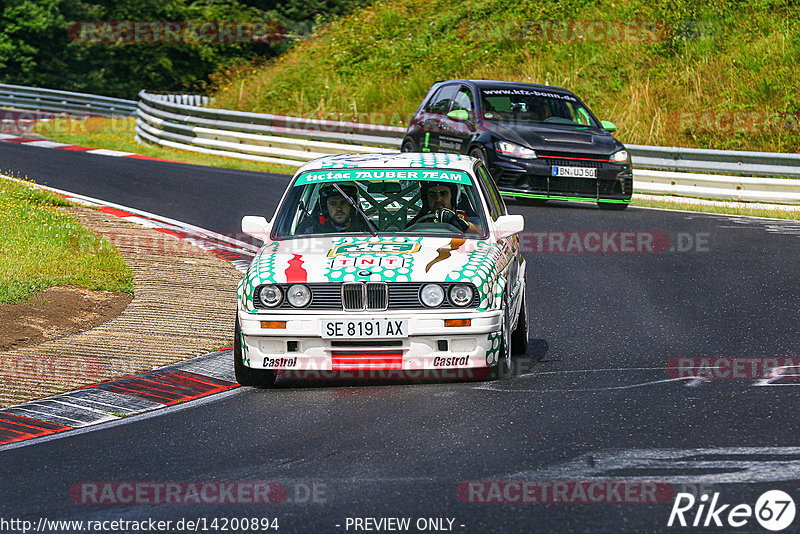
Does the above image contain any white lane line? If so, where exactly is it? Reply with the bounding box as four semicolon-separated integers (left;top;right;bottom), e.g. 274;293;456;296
506;447;800;484
24;140;71;148
473;376;697;393
86;148;135;157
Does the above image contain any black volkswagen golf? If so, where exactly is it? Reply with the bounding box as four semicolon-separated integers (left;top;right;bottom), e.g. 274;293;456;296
401;79;632;209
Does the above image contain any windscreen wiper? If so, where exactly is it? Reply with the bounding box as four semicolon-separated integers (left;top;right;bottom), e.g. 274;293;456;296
332;183;378;236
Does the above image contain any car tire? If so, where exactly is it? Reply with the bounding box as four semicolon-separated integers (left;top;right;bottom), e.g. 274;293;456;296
490;300;512;380
401;140;416;153
234;317;276;387
510;289;529;355
469;147;487;166
598;202;629;210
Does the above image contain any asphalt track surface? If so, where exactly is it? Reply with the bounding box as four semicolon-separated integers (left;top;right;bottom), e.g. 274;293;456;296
2;141;800;533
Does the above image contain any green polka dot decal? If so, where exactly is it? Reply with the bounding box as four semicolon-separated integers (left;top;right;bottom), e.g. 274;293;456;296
407;152;452;168
242;242;280;312
486;332;502;366
325;236;423;283
445;241;504;311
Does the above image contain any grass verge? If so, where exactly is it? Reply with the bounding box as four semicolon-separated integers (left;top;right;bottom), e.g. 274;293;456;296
209;0;800;153
632;196;800;220
0;175;134;303
32;117;299;176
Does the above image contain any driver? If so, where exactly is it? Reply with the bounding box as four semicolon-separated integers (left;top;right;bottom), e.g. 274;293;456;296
532;99;550;121
298;184;368;234
406;182;481;234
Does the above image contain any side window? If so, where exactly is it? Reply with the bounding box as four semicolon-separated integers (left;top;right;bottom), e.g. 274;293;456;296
451;87;475;115
487;172;508;216
425;85;458;115
475;164;502;221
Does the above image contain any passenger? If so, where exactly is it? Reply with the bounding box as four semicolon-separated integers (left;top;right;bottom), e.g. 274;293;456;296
297;184;368;234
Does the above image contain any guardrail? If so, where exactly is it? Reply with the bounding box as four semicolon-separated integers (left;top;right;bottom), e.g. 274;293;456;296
0;83;137;117
131;91;799;205
4;83;797;204
632;169;800;204
628;144;800;179
135;90;404;166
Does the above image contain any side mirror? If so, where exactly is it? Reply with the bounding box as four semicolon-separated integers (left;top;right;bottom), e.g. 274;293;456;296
493;214;524;240
447;109;470;121
601;120;617;133
242;216;271;240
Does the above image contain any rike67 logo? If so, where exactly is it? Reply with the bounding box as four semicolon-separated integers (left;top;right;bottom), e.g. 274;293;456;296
668;490;796;531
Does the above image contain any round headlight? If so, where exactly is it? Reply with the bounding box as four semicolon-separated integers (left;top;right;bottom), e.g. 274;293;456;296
420;284;445;307
286;284;311;308
449;284;474;306
258;285;283;307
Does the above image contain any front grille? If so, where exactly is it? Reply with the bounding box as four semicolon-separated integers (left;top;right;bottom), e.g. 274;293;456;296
343;282;388;311
550;177;598;196
342;282;365;311
542;158;605;169
525;176;623;198
253;282;479;310
366;282;388;310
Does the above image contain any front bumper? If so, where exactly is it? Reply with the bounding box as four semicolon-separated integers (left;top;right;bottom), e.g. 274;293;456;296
238;309;503;371
489;155;633;202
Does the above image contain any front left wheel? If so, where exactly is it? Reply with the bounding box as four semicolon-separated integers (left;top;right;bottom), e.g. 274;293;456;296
234;318;276;387
511;290;529;355
490;301;513;380
469;147;488;166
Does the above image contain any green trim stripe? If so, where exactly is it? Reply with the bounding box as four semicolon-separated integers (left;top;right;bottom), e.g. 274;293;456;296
500;191;632;204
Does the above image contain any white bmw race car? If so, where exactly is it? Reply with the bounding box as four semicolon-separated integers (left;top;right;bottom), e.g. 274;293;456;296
236;153;527;386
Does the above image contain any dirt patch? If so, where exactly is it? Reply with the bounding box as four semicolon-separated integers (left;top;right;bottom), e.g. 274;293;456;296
0;286;132;351
0;206;242;408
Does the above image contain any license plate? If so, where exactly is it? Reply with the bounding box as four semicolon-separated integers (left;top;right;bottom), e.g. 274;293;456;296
322;319;408;339
552;166;597;178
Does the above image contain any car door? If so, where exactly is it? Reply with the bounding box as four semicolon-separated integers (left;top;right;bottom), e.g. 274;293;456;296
475;162;523;315
420;84;458;152
438;85;477;154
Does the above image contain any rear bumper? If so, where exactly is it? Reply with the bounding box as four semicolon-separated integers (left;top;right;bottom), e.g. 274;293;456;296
238;309;503;371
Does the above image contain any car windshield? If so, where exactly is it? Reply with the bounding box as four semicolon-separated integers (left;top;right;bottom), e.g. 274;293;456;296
480;87;600;128
272;169;487;239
